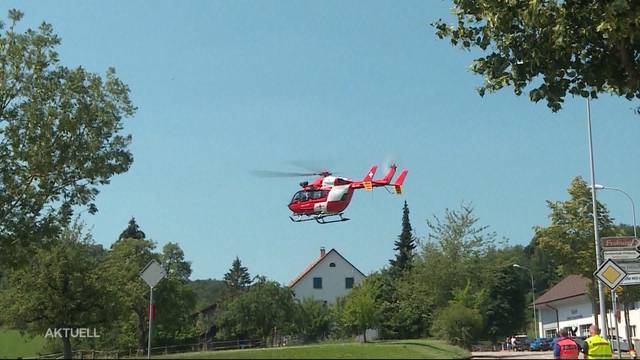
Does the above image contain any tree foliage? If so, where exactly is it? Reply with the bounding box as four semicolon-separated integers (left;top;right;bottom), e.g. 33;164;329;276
534;176;614;279
431;301;482;350
0;223;111;358
417;203;498;307
434;1;640;112
484;265;526;343
342;283;382;343
154;243;197;345
0;10;136;269
389;201;417;276
223;256;252;291
216;279;297;342
295;298;333;342
119;218;146;241
100;235;157;352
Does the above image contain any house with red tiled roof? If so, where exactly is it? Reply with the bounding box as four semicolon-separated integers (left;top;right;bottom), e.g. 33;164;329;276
288;247;365;304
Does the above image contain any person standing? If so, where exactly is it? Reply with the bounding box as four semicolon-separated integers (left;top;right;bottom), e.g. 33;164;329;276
554;329;580;359
584;325;612;359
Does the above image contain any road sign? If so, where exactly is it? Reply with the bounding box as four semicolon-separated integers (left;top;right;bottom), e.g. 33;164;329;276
604;249;640;261
602;236;639;249
621;273;640;286
613;261;640;274
139;260;166;288
594;259;628;289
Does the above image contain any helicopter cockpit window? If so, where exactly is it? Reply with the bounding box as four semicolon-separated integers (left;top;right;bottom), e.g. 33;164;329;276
292;190;327;203
291;191;304;203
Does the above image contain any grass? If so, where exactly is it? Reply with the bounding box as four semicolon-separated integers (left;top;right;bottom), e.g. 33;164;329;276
0;328;45;358
155;339;471;359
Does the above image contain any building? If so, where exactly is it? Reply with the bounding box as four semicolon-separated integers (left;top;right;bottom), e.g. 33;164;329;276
288;247;366;304
535;275;640;341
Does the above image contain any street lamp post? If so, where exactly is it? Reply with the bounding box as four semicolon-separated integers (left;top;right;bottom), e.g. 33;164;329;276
513;264;538;339
592;184;637;239
592;183;637;357
586;97;609;338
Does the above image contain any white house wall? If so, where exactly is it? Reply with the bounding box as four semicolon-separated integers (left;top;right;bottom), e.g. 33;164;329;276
291;251;365;304
539;295;596;337
537;296;640;341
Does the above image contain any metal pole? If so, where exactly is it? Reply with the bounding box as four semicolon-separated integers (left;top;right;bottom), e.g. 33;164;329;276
513;264;538;338
148;286;153;359
587;97;609;338
530;271;538;339
613;290;622;359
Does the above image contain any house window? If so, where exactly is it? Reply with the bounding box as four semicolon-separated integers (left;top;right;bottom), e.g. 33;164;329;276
546;329;557;338
580;324;591;337
345;277;354;289
313;277;322;289
632;326;637;338
329;262;336;268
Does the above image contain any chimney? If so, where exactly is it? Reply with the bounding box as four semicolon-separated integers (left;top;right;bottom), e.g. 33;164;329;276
320;247;326;257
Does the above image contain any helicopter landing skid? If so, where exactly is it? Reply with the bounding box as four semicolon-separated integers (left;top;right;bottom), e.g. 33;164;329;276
289;213;350;224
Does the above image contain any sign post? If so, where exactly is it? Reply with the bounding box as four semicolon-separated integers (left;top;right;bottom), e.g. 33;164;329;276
139;260;166;359
594;258;627;359
612;290;621;359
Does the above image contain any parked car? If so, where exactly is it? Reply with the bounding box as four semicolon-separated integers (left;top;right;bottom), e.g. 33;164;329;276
572;336;587;352
514;335;530;351
529;337;551;351
610;335;630;352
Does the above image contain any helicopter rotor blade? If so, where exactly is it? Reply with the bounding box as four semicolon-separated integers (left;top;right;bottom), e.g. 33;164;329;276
286;160;336;176
251;170;323;178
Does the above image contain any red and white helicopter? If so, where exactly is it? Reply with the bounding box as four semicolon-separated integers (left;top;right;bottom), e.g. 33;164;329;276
256;164;408;224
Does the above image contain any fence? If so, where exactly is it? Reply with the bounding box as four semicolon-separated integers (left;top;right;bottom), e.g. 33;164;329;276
28;339;264;359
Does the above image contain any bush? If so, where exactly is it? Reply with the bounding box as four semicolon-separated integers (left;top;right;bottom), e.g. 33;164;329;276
431;303;482;350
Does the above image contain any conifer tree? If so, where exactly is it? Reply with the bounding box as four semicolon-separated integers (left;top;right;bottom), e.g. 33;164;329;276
389;201;416;275
119;217;146;240
224;256;252;290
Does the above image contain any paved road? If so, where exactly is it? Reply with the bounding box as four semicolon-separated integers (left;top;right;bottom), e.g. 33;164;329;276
471;351;554;359
472;350;633;359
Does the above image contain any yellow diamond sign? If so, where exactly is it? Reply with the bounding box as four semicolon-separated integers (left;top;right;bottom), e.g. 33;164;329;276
595;259;628;290
602;267;622;283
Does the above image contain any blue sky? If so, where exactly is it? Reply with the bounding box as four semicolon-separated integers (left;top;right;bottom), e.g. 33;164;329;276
6;1;640;284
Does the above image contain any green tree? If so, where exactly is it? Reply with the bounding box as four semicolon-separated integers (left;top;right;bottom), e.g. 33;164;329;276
0;223;110;358
0;10;136;269
389;201;417;276
155;243;197;345
161;242;192;281
216;279;297;343
483;265;526;343
342;283;382;343
296;298;333;341
434;1;640;112
119;217;146;241
534;176;614;328
534;177;613;279
189;279;227;312
416;204;498;308
431;301;483;350
100;224;157;353
223;256;252;291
